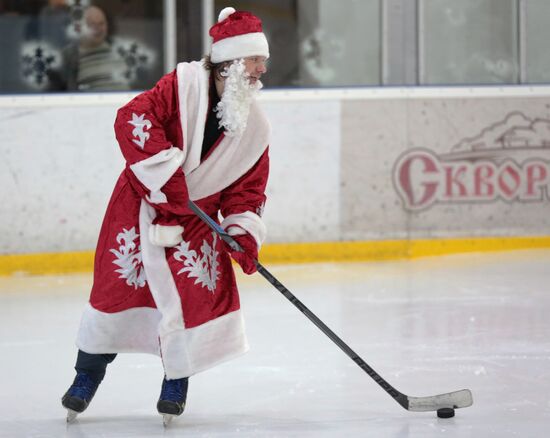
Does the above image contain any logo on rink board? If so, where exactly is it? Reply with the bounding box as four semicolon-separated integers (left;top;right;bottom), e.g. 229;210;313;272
393;111;550;211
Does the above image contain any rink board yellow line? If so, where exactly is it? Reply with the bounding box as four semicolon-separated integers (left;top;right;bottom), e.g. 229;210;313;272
2;236;550;276
0;251;96;276
259;236;550;264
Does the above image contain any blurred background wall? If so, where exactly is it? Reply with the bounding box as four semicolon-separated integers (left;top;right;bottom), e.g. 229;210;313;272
1;0;550;258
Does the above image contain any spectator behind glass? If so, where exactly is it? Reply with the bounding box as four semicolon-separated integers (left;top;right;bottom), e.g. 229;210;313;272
61;5;130;91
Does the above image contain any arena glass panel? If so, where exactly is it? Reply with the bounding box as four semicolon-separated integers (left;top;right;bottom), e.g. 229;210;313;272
213;0;381;87
419;0;519;85
523;0;550;84
0;0;167;93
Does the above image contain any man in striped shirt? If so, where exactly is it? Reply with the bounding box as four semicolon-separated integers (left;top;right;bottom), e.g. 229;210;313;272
62;5;129;91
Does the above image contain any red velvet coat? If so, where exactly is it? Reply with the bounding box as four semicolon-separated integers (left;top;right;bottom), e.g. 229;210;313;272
76;61;270;379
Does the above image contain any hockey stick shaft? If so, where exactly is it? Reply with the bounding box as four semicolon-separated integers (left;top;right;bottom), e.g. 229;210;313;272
188;200;409;408
188;200;473;412
253;262;408;407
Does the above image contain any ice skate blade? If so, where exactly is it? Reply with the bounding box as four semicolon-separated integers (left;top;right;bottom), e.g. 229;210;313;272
66;410;78;423
162;414;175;427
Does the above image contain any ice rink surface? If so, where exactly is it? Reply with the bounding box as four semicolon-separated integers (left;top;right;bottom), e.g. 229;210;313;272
1;249;549;437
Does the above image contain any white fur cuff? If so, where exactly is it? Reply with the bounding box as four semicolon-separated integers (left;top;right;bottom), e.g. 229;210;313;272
149;224;184;247
221;211;266;248
129;147;185;204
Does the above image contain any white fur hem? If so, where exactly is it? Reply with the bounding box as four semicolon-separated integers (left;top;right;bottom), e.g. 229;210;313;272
161;310;249;379
221;211;267;247
75;304;248;378
76;303;162;355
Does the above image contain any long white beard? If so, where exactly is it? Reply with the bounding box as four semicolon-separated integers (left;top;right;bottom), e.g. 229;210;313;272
215;59;262;137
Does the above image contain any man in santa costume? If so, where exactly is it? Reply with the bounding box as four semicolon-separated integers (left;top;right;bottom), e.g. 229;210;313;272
61;6;270;423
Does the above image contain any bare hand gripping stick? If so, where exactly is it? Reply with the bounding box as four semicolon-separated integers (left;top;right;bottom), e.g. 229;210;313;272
188;200;473;413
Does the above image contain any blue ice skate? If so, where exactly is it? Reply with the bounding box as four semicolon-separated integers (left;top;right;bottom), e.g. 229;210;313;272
61;372;101;422
157;376;189;426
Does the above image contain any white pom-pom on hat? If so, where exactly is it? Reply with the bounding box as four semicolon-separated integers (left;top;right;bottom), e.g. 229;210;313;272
218;7;236;22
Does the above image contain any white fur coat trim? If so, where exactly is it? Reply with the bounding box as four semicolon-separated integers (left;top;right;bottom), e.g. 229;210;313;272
76;304;248;378
140;199;247;377
176;61;270;201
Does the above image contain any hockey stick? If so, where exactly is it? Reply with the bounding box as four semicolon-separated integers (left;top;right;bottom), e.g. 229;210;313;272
188;200;473;412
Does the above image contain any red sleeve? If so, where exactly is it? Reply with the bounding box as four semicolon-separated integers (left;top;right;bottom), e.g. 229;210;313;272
220;148;269;218
115;70;191;225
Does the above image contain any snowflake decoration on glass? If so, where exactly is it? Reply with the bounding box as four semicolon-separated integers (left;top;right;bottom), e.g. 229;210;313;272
173;233;220;293
115;40;152;82
110;227;147;289
66;0;90;39
300;28;339;83
21;44;60;88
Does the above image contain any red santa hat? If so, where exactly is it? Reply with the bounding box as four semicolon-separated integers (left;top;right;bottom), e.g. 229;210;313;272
209;7;269;63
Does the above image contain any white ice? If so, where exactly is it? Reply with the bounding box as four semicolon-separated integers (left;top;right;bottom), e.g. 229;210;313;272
1;249;550;437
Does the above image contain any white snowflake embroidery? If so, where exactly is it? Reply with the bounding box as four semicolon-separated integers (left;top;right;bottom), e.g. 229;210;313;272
173;233;220;293
109;227;147;289
128;113;152;149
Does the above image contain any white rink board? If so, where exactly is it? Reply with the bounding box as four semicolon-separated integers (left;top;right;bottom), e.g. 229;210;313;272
2;87;550;254
340;97;550;240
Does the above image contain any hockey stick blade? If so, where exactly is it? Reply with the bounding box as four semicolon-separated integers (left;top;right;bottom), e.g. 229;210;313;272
408;389;473;411
188;200;474;413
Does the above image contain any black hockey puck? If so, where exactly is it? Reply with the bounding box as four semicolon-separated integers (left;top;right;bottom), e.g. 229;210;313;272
436;408;455;418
